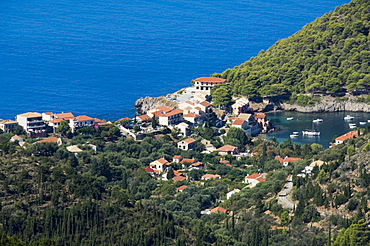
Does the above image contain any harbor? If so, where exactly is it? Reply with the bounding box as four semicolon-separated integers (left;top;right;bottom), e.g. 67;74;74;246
265;111;370;148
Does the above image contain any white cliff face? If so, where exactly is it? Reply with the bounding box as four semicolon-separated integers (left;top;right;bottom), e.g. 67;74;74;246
280;96;370;113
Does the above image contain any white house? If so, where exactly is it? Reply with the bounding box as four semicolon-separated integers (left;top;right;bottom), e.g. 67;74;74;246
16;112;47;138
226;189;241;200
193;77;227;92
0;119;18;133
245;173;267;188
69;115;95;132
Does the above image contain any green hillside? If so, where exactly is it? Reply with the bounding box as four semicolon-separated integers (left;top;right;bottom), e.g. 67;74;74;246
214;0;370;97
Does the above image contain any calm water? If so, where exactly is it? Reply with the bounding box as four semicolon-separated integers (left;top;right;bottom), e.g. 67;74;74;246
265;111;370;148
0;0;349;120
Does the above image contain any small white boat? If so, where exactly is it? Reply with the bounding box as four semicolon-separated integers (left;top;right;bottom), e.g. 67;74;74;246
360;122;366;125
312;118;323;123
344;115;354;120
293;132;299;134
287;117;294;120
349;123;356;129
367;120;370;123
302;130;320;136
290;134;299;138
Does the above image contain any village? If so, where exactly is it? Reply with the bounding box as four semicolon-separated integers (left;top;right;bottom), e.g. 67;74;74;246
0;77;363;215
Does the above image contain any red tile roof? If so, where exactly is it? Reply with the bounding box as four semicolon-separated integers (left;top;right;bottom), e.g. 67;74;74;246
183;138;196;144
257;177;266;182
56;112;74;119
118;117;132;121
173;155;182;159
145;167;155;173
195;77;226;83
217;145;238;152
38;137;59;143
220;160;230;164
152;106;174;112
138;114;151;121
191;162;203;167
210;206;227;213
160;109;183;117
232;119;245;126
172;176;186;182
246;173;262;179
157;158;170;165
180;158;196;164
202;174;221;179
226;164;233;167
49;119;64;123
335;131;360;142
176;185;188;191
74;115;94;122
43;112;53;115
199;101;212;107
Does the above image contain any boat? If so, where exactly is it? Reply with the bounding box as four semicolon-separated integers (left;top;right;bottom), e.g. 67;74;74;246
344;115;354;120
349;123;357;129
368;120;370;123
360;122;366;125
302;130;320;136
287;117;294;120
293;132;299;134
312;119;323;123
290;134;299;138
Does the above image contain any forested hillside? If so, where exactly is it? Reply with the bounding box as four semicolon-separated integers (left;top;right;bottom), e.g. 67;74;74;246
214;0;370;97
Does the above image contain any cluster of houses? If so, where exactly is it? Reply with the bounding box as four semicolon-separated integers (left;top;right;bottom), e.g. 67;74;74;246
0;111;111;138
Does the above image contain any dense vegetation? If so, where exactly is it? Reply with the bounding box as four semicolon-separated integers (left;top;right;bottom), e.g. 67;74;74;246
1;121;370;245
212;0;370;98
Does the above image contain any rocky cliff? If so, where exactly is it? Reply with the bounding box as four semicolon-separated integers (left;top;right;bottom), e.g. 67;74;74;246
280;96;370;113
134;96;178;115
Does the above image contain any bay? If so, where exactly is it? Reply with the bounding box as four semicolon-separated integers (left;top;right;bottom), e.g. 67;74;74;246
265;111;370;148
0;0;349;120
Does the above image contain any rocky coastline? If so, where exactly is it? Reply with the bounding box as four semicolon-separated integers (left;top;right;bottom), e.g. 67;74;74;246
135;93;370;115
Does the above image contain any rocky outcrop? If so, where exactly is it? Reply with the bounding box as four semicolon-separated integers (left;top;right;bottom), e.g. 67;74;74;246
280;96;370;113
134;96;178;115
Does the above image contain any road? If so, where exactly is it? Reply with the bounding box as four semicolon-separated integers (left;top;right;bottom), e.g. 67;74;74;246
277;175;296;210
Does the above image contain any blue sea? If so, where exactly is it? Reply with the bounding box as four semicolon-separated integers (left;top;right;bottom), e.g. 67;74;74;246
0;0;349;120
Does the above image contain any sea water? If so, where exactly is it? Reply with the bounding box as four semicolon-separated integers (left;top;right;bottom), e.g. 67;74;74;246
0;0;349;120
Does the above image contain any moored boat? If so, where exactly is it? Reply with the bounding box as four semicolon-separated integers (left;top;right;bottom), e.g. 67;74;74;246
302;130;320;136
287;117;294;120
344;115;354;120
312;118;323;123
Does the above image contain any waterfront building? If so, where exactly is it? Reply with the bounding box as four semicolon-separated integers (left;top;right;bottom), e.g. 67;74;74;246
193;77;227;92
16;112;47;138
69;115;95;132
0;119;18;133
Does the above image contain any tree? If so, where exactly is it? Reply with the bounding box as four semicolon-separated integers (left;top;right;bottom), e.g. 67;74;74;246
210;84;233;107
333;219;370;246
56;120;70;137
224;127;250;149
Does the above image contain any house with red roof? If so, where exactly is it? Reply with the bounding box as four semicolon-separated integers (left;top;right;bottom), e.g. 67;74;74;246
231;118;248;130
177;138;197;150
149;158;171;172
69;115;95;132
332;131;361;147
147;106;174;118
210;206;227;214
137;114;151;122
275;156;302;166
173;155;183;163
158;109;183;126
176;185;188;192
172;175;187;182
193;77;227;92
245;173;267;187
216;145;239;156
38;137;62;146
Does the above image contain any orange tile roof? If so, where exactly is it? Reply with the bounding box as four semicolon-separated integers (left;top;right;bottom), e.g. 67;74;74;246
74;115;94;122
11;135;21;139
246;173;262;179
173;155;182;159
56;112;75;119
18;112;42;118
284;157;302;163
232;119;245;126
157;158;170;165
191;162;203;167
145;167;154;173
195;77;226;83
335;131;360;142
138;114;151;121
274;156;284;163
38;137;59;143
176;185;188;191
160;109;183;117
49;119;64;123
180;158;196;164
118;117;132;121
256;177;266;182
210;206;227;213
173;170;182;176
202;174;221;179
226;164;233;167
183;138;196;144
220;160;230;164
152;106;174;112
43;112;53;115
183;113;200;118
172;176;186;182
199;101;212;107
217;145;238;152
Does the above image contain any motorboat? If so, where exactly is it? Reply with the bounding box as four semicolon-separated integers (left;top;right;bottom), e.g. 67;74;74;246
302;130;320;136
293;132;299;134
290;134;299;138
360;122;366;125
344;115;354;120
349;123;357;129
287;117;294;120
312;119;323;123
